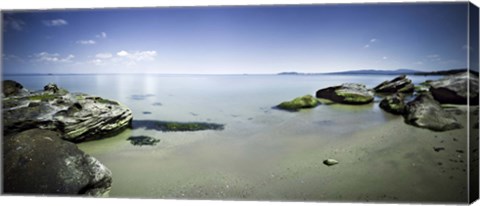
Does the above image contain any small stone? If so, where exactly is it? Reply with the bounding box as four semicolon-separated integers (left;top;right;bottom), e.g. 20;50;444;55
323;159;339;166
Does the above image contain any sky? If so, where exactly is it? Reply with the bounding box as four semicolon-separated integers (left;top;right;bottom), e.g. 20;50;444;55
1;3;473;74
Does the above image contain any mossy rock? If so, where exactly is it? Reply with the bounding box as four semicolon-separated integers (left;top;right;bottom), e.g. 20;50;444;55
379;93;406;115
276;95;319;111
316;83;374;105
28;94;57;101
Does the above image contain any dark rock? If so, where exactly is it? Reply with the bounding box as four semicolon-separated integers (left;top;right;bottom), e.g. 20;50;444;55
404;93;462;131
3;129;112;196
374;75;414;93
379;93;406;115
143;111;152;115
127;135;160;146
433;147;445;152
3;83;133;142
427;72;479;105
44;83;59;93
3;80;24;97
323;159;339;166
316;83;374;104
275;95;319;111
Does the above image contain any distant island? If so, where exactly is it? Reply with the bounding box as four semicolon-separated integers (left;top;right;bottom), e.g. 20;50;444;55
278;68;478;76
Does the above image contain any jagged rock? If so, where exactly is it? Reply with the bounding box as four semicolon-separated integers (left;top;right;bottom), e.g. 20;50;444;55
379;93;406;115
44;83;59;93
374;75;414;93
404;93;462;131
275;95;319;111
427;72;479;105
3;80;26;97
316;83;374;104
3;83;133;142
3;129;112;196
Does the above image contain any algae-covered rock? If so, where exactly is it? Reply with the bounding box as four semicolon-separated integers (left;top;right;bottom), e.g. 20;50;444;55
3;129;112;196
3;83;133;142
379;93;406;115
276;95;319;111
316;83;374;104
132;120;224;132
374;75;414;93
404;93;462;131
427;72;479;105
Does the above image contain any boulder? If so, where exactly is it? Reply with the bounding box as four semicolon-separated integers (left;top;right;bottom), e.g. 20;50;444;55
3;83;133;142
323;159;339;166
275;95;319;111
373;75;414;93
379;93;406;115
316;83;374;104
44;83;59;93
3;129;112;196
404;93;462;131
427;72;479;105
3;80;25;97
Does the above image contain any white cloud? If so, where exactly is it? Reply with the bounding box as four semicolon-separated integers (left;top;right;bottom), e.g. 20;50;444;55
414;61;424;65
96;32;107;39
382;56;388;60
95;53;112;59
76;40;96;45
3;54;24;62
364;44;370;48
126;51;157;61
43;19;68;27
117;50;129;57
34;52;74;63
370;38;377;43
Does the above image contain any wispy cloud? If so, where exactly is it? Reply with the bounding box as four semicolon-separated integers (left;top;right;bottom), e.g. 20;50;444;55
95;53;112;59
116;50;157;61
76;40;96;45
427;54;441;61
382;56;388;60
3;54;24;62
34;52;74;63
96;32;107;39
3;15;26;31
43;19;68;27
364;38;378;48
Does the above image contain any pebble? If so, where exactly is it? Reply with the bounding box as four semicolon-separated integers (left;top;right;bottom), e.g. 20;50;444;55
323;159;339;166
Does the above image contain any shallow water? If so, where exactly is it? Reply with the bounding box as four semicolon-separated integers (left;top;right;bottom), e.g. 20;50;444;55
6;74;469;202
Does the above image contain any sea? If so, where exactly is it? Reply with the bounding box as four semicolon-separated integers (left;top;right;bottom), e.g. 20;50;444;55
3;74;447;201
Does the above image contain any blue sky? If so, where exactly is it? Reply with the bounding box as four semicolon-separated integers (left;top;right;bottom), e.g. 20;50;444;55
2;3;472;74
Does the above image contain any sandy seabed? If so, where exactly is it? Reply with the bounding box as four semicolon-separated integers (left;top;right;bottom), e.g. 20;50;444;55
78;105;478;204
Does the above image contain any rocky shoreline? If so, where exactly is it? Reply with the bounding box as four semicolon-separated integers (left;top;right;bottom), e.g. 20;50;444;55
2;81;133;196
276;71;478;132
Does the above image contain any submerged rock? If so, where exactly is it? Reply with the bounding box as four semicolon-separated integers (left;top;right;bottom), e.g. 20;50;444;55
404;93;462;131
127;135;160;146
3;82;133;142
379;93;406;115
374;75;414;93
275;95;319;111
316;83;374;104
427;72;479;105
3;129;112;196
323;159;339;166
132;120;224;132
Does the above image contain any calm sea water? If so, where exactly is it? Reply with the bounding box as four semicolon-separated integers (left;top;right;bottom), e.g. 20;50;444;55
5;74;452;201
